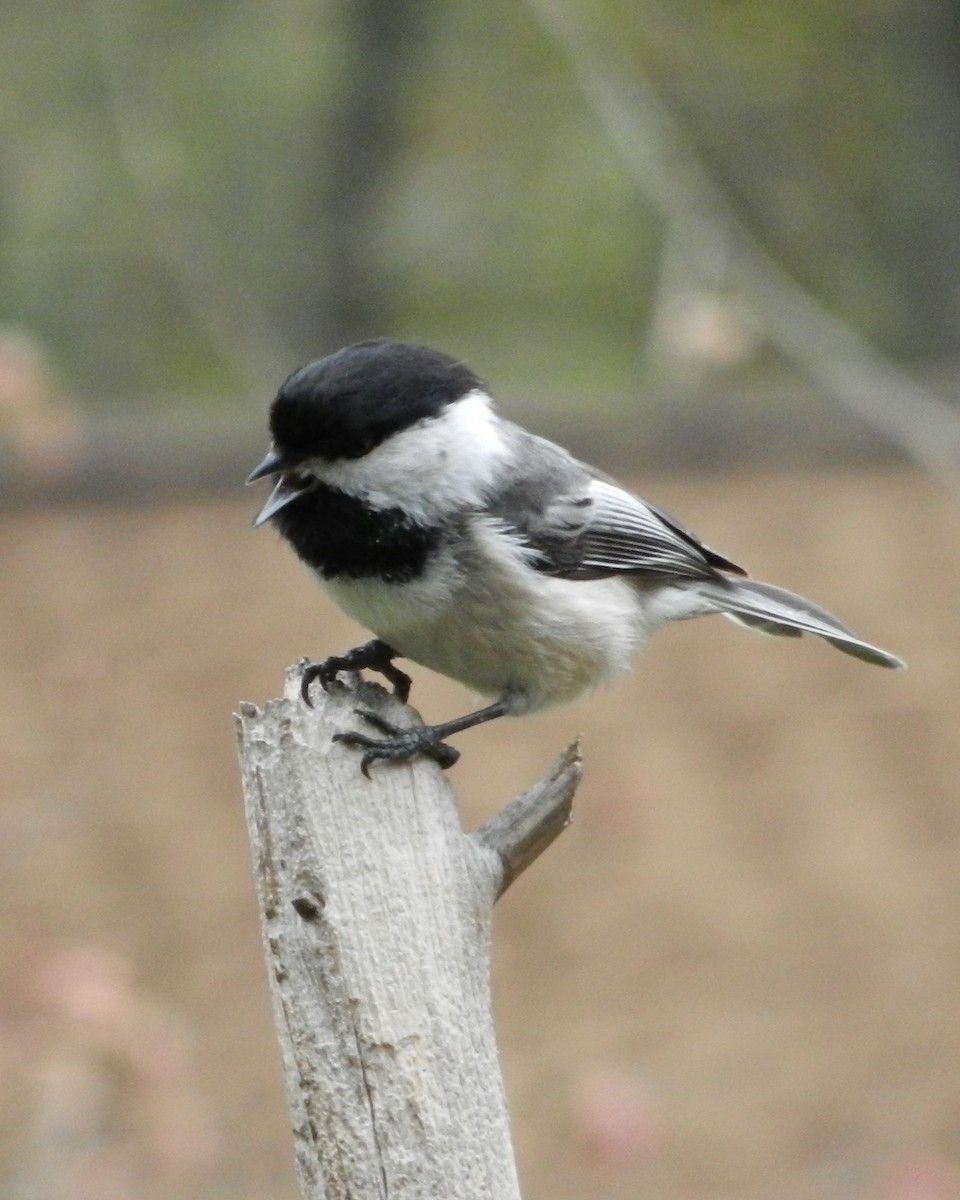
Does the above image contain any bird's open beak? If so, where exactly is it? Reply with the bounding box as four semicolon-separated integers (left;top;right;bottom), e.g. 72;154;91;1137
246;447;287;483
247;448;311;527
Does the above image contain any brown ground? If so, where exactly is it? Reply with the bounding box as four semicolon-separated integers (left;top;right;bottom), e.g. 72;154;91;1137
1;468;957;1200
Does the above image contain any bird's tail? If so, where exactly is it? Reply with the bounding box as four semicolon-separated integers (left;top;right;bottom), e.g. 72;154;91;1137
696;577;905;669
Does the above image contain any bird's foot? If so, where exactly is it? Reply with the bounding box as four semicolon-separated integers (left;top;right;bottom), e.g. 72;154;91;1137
334;709;460;778
301;640;412;706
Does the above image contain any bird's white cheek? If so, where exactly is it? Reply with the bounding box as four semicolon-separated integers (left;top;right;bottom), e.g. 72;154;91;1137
307;391;511;522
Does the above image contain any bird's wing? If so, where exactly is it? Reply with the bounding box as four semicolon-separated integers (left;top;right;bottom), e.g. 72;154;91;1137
485;433;746;582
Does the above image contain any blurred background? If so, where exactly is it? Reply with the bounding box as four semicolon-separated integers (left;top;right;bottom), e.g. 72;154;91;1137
2;1;959;1197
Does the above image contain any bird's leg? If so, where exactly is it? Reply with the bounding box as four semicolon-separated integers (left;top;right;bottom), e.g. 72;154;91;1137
335;701;509;777
301;639;412;706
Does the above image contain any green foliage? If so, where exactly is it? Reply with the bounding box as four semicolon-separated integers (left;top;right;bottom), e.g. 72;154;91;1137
634;0;960;354
381;0;657;407
1;0;958;414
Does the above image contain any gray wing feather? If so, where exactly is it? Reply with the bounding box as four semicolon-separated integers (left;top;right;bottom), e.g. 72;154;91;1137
482;429;904;669
485;429;745;582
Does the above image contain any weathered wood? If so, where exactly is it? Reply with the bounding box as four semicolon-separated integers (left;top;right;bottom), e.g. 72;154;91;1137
473;741;579;899
235;663;581;1200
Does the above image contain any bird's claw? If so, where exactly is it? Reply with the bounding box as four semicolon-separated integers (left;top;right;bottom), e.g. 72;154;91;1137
334;709;460;778
300;658;347;706
300;642;412;708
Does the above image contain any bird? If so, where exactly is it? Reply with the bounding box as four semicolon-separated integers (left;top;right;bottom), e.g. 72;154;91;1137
247;339;904;774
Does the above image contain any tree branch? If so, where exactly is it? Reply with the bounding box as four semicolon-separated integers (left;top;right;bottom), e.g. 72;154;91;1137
525;0;960;487
473;740;581;899
235;663;580;1199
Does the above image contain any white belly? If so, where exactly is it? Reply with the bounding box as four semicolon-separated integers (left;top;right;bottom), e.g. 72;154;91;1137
321;521;648;713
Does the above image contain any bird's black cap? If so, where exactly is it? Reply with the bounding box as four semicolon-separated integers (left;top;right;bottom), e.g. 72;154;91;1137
268;339;482;463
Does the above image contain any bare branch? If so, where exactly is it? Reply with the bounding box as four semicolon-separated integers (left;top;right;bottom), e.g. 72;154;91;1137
525;0;960;487
235;664;580;1198
472;741;581;899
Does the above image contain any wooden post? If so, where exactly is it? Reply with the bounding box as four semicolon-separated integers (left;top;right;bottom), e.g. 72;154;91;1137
235;662;582;1200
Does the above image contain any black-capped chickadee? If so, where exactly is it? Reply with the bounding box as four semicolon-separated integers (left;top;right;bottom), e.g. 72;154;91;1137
248;339;904;774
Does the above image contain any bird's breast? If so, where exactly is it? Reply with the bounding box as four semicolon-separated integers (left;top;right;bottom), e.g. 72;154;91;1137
322;518;646;712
